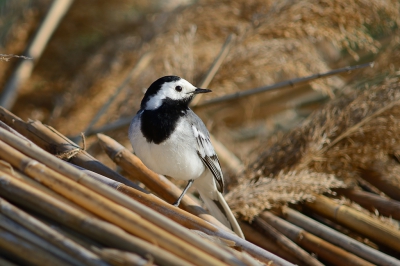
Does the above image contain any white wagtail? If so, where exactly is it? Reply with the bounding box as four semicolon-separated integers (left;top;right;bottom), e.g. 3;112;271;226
129;75;244;238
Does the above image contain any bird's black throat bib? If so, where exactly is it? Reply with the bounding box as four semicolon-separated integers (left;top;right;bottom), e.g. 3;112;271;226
140;98;190;144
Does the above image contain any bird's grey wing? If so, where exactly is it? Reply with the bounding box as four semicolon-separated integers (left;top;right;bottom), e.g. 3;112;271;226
187;110;224;193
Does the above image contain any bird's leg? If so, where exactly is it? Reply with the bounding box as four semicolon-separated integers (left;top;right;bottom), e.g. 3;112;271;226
173;179;194;207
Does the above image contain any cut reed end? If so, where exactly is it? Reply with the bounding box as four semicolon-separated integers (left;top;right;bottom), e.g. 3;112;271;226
96;133;125;161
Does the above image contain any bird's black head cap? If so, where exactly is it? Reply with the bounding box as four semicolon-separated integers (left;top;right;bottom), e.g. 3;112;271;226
140;76;181;109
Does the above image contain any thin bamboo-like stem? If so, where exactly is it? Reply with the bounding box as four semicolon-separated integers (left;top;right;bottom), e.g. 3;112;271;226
308;213;381;250
194;62;373;109
97;133;230;229
0;120;29;141
306;195;400;252
37;220;105;253
253;216;323;266
0;0;74;109
260;211;375;266
0;167;194;266
282;206;400;266
238;222;303;265
0;161;91;214
337;188;400;220
360;170;400;201
191;34;236;106
0;212;83;266
93;248;150;266
0;227;70;266
0;197;108;266
0;139;228;266
355;177;385;195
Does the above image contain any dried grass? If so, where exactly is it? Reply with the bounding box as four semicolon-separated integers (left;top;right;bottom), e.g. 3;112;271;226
252;77;400;175
226;170;345;220
334;197;399;230
229;76;400;220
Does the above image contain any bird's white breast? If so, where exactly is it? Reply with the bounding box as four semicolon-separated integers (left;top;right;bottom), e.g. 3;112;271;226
129;114;205;181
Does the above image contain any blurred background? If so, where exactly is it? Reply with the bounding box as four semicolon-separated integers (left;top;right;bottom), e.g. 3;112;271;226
1;0;399;199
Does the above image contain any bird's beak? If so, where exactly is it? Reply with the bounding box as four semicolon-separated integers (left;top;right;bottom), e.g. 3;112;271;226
193;88;212;94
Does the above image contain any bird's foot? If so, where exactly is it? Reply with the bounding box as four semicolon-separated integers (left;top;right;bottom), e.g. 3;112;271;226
172;201;180;207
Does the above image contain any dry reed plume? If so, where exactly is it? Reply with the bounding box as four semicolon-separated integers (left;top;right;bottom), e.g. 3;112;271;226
228;76;400;220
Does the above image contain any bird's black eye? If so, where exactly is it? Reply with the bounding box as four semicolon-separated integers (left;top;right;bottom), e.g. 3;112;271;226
175;86;182;92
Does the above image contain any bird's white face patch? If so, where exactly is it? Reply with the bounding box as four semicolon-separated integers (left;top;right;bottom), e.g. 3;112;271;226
145;78;197;110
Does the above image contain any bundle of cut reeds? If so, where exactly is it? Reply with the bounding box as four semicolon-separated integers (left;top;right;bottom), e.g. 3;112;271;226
0;107;296;265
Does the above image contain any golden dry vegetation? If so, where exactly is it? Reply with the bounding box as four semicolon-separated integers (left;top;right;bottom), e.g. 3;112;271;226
1;0;400;265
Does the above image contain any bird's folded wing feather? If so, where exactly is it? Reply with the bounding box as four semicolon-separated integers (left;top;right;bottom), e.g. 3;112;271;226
189;112;224;193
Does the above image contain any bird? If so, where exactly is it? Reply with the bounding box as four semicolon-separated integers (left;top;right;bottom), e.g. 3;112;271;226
129;75;244;238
